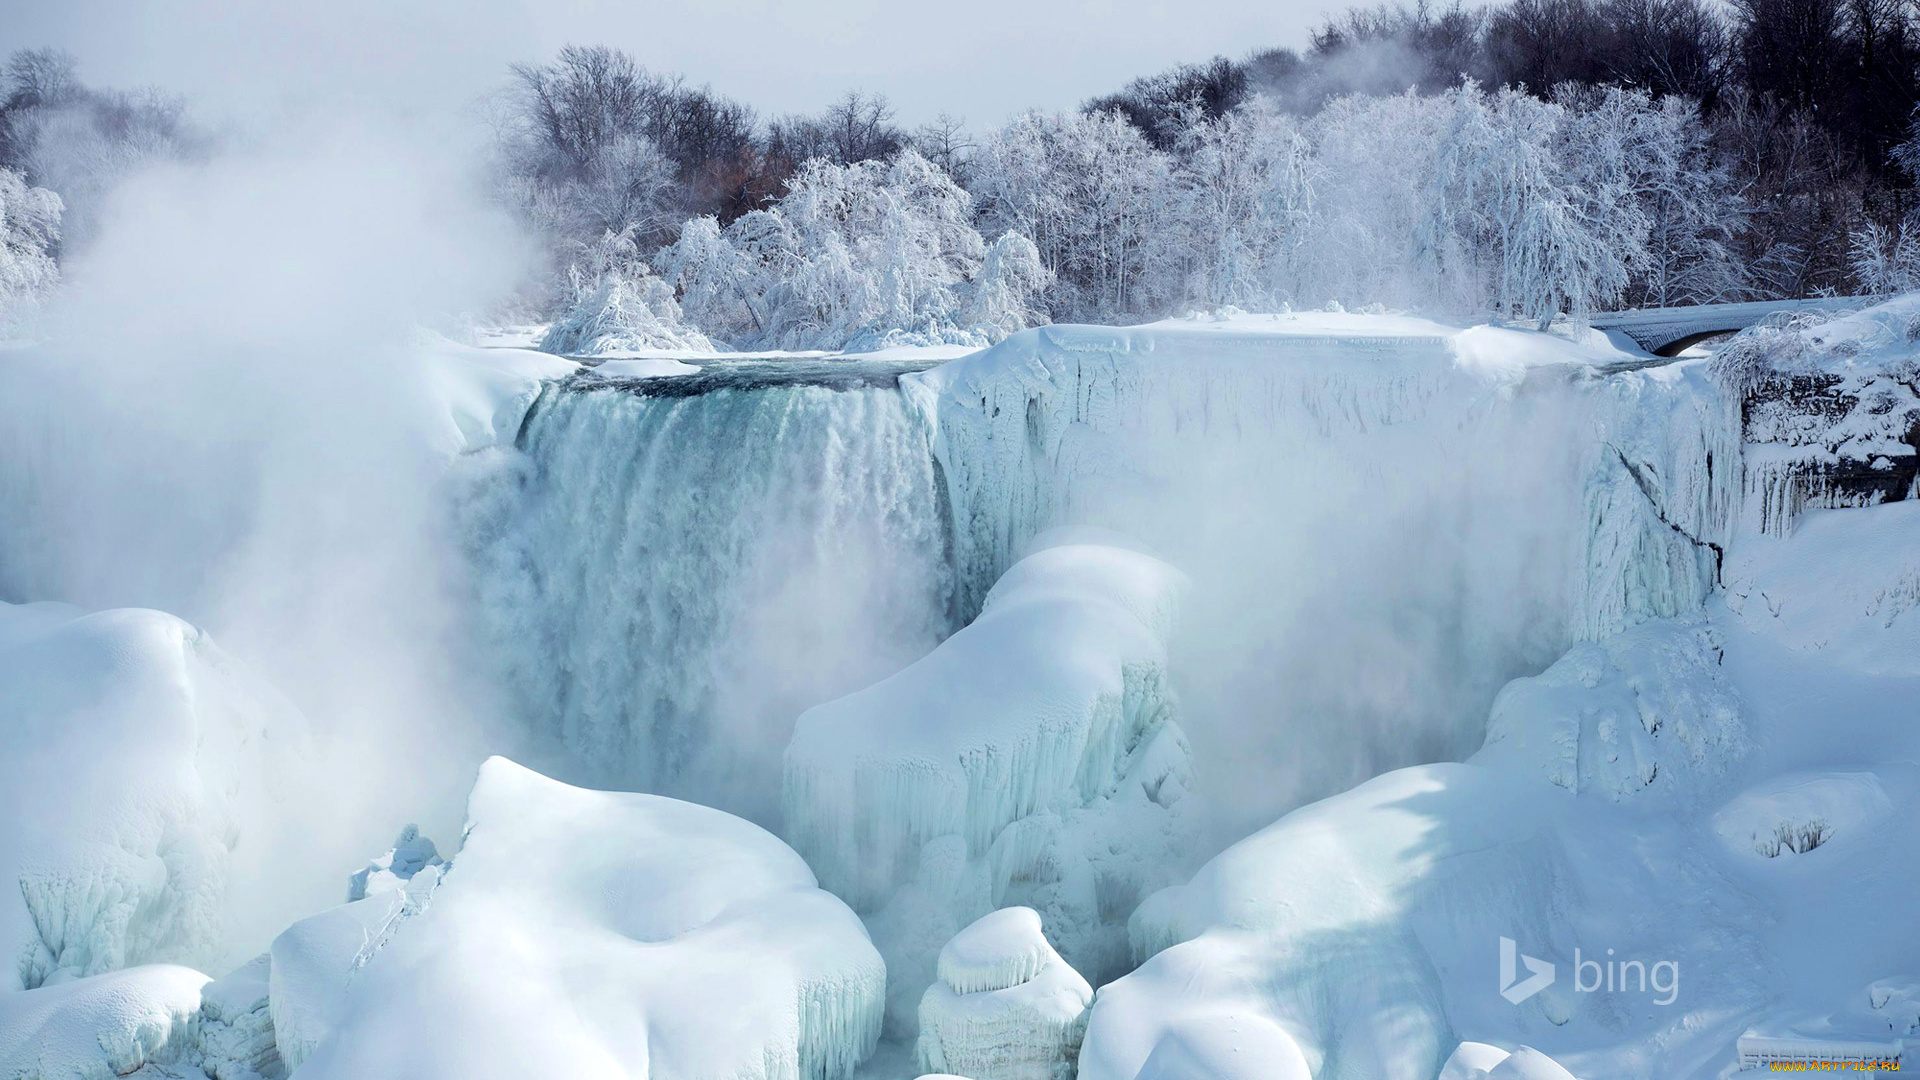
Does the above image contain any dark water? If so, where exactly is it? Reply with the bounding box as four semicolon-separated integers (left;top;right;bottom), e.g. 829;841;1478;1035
568;355;947;397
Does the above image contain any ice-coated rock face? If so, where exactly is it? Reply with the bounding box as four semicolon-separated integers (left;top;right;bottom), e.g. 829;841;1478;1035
0;964;209;1080
285;757;885;1080
1707;296;1920;536
0;600;312;992
785;531;1199;1034
918;908;1092;1080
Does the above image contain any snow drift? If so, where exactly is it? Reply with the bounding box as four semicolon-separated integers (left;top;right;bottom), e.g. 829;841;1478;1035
278;757;885;1080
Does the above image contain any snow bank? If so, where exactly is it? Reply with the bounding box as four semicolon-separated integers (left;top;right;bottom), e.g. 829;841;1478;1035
1723;500;1920;675
784;531;1197;1032
587;356;703;378
0;601;310;992
419;334;577;456
285;757;885;1080
916;908;1092;1080
0;964;208;1079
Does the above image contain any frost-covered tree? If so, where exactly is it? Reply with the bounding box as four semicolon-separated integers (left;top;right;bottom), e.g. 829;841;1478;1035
1172;103;1316;309
972;110;1179;321
960;231;1052;339
540;226;711;355
1419;85;1642;325
0;166;62;328
663;149;1043;350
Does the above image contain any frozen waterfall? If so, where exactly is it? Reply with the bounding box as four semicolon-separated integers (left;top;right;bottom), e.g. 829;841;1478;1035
457;364;960;820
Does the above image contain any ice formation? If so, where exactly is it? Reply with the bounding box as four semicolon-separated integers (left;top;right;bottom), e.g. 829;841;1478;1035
282;757;885;1080
785;531;1197;1032
916;908;1093;1080
195;955;284;1080
0;600;311;992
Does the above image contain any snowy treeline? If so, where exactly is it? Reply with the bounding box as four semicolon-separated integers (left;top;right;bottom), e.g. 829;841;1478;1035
529;77;1747;346
0;167;61;329
663;151;1048;350
969;84;1743;326
0;49;200;252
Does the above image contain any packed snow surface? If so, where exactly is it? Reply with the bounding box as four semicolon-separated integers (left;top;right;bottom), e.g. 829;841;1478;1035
282;757;885;1080
917;908;1092;1080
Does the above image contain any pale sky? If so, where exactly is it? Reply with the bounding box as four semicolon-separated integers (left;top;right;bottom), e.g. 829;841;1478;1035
0;0;1331;130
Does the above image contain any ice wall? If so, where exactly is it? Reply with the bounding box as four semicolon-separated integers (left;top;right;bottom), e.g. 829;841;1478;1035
904;314;1741;827
457;372;958;818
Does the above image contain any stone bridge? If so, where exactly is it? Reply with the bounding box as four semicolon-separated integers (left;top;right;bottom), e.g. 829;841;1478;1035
1589;296;1881;356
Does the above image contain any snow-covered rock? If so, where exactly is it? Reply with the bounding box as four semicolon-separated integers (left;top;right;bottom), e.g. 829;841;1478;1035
1474;618;1743;801
0;600;310;992
344;824;444;903
916;908;1092;1080
785;531;1198;1033
1711;771;1894;859
285;757;885;1080
0;964;208;1079
1709;295;1920;535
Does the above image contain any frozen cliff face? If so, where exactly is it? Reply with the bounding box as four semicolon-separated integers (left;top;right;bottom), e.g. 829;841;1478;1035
916;907;1092;1080
457;372;955;818
281;757;885;1080
1708;296;1920;536
0;601;311;993
785;532;1197;1034
905;313;1741;830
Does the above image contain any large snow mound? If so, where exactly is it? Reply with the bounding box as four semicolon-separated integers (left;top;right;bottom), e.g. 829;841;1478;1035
917;908;1092;1080
0;964;208;1080
0;601;310;992
785;531;1198;1033
284;757;885;1080
1091;616;1757;1080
